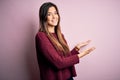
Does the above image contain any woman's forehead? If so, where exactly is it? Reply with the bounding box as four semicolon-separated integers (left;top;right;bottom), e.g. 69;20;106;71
48;6;57;12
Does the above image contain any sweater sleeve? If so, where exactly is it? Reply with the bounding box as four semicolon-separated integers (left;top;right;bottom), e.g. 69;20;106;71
36;32;79;69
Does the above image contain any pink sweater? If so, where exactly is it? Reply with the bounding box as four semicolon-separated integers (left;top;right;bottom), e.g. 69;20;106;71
35;32;79;80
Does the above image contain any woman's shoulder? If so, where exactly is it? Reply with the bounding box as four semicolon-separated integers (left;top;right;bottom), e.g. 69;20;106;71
36;32;46;36
36;32;47;39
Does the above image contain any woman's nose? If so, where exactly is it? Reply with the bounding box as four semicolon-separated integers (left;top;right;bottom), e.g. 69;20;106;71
52;14;56;19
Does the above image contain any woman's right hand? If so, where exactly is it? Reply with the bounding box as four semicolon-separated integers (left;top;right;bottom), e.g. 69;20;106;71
78;47;96;58
76;40;91;51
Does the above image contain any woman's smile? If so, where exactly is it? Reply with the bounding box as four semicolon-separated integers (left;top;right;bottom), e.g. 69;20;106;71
47;6;59;27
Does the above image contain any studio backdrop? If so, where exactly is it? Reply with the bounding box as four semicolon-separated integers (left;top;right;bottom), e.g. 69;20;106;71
0;0;120;80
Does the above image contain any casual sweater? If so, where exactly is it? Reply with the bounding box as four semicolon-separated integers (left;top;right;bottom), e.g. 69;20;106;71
35;32;80;80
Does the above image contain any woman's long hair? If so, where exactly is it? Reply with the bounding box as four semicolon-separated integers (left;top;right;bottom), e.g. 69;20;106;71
39;2;70;55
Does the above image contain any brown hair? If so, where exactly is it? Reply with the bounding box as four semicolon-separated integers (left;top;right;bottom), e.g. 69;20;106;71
39;2;70;55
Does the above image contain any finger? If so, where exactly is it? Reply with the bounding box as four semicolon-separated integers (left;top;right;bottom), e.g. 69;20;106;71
82;40;90;45
88;47;96;52
92;47;96;50
86;40;91;43
84;40;91;45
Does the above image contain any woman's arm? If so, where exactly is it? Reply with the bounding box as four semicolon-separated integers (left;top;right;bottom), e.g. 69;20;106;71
36;32;79;69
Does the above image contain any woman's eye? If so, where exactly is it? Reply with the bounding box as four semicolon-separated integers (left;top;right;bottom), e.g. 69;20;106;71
47;13;51;16
54;12;58;15
47;12;58;16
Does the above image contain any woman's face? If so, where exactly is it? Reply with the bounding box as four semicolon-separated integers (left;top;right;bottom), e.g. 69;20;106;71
47;6;59;27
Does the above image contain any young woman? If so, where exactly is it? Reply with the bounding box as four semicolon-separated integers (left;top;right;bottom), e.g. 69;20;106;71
35;2;95;80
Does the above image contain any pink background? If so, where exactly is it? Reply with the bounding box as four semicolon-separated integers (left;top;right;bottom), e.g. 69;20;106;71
0;0;120;80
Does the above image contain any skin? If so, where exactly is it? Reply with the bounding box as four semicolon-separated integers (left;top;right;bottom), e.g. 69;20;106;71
46;6;95;58
47;6;59;33
76;40;95;58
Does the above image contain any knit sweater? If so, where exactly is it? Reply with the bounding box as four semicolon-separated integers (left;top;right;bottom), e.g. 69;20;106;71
35;32;80;80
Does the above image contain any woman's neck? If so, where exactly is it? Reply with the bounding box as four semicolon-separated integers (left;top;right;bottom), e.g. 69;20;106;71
48;26;55;33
